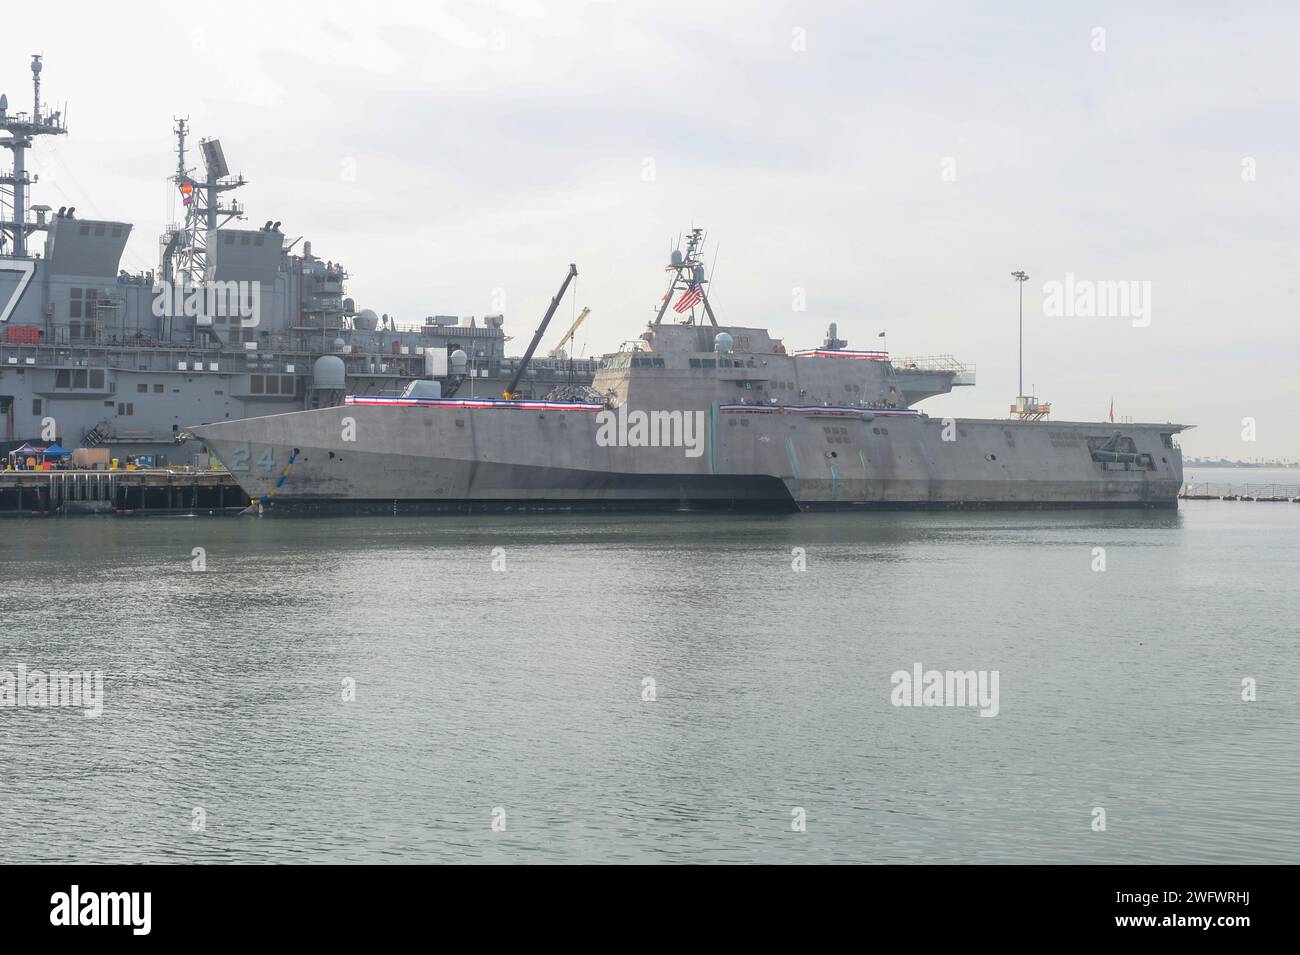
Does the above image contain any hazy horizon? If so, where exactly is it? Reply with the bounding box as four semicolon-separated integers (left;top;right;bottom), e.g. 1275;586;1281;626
4;1;1296;457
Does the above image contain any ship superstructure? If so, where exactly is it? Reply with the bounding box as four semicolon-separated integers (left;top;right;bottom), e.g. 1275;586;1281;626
192;231;1189;512
0;58;592;463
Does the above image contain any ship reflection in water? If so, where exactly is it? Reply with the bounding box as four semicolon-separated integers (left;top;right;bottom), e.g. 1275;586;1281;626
1;505;1296;863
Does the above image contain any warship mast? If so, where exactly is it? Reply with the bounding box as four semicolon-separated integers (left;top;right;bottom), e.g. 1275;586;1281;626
653;227;718;327
162;119;246;285
0;55;67;258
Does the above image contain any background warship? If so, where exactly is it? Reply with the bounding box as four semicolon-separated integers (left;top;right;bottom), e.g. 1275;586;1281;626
193;229;1188;512
0;56;595;466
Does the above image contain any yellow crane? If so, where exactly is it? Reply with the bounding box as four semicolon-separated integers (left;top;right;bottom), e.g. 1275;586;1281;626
548;306;591;359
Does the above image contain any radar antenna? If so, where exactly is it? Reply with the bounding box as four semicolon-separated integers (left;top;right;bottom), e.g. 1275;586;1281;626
653;227;718;327
0;55;69;258
161;120;247;285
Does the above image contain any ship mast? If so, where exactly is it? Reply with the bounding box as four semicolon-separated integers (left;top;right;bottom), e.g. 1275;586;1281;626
0;55;68;258
653;227;718;327
163;119;246;285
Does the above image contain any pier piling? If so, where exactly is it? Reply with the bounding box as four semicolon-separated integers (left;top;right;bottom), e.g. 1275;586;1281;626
0;469;247;516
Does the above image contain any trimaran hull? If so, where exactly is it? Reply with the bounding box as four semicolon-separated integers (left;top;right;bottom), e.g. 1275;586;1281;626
192;402;1185;513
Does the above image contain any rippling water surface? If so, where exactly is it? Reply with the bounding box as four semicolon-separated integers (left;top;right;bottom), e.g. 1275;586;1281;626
1;502;1296;863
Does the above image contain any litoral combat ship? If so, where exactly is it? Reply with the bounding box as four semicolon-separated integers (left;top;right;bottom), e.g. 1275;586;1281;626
0;56;593;465
192;228;1190;512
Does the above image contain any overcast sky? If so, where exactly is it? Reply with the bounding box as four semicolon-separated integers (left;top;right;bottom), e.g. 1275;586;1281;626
5;1;1297;457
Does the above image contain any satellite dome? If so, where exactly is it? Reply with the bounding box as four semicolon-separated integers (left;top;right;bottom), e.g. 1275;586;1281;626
312;355;346;390
714;332;734;354
450;349;468;375
353;308;378;331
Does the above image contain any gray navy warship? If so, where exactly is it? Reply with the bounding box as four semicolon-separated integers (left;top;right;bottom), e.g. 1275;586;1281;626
192;228;1190;512
0;56;594;464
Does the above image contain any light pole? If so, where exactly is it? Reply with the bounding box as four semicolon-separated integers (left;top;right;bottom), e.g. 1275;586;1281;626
1010;270;1029;401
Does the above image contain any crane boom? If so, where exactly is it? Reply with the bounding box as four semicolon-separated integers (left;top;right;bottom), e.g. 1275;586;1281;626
549;306;591;358
503;263;577;399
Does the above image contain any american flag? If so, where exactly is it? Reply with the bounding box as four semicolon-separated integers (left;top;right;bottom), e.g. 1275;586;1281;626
673;283;704;313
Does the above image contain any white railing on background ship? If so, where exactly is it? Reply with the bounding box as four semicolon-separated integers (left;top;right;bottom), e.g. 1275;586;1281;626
893;354;976;385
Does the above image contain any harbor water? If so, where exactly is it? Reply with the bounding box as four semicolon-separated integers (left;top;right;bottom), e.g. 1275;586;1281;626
1;503;1296;863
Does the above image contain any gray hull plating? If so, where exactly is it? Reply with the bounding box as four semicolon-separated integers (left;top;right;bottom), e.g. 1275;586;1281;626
192;402;1185;512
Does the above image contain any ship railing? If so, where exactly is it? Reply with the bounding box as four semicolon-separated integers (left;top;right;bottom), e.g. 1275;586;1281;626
2;339;521;375
0;342;290;375
1179;481;1300;500
893;354;976;385
2;343;207;372
506;356;600;373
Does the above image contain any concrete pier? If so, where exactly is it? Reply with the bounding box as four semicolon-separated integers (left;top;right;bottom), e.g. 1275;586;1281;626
0;470;249;516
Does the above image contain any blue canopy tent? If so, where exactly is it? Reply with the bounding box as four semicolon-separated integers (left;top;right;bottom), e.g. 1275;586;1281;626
41;443;72;458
